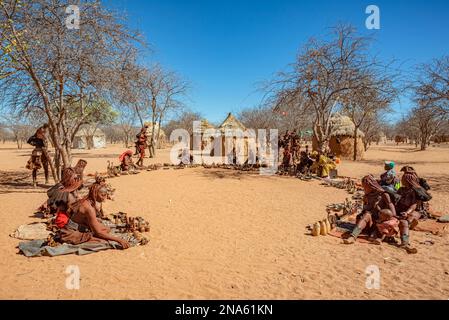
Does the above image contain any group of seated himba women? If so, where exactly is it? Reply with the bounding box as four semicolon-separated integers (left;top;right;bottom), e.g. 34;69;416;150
46;160;130;249
343;163;432;254
280;144;338;178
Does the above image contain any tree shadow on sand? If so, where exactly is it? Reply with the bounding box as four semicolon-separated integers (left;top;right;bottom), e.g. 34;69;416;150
200;168;277;181
0;170;49;194
70;153;119;159
374;146;424;153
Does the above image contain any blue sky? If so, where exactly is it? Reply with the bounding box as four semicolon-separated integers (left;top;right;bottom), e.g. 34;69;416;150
108;0;449;123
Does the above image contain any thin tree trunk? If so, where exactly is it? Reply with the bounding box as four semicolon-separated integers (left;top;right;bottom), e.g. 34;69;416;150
134;106;144;127
157;117;163;149
353;127;358;161
125;134;129;148
420;135;427;151
44;147;58;182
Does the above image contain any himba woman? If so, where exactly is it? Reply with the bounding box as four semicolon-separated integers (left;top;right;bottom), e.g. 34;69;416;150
344;175;397;244
46;160;87;216
119;150;136;171
26;123;50;186
394;166;426;254
56;181;130;249
136;126;148;167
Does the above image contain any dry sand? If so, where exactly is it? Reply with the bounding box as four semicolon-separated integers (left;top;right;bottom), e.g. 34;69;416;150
0;142;449;300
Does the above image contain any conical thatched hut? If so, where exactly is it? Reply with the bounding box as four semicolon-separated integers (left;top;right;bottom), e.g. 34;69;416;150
218;113;246;133
218;113;255;163
312;115;365;160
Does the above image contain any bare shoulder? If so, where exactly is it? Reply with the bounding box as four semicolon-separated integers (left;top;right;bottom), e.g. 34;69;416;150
77;201;96;221
382;192;391;200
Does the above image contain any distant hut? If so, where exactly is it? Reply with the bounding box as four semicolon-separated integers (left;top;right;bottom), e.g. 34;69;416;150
190;113;256;163
312;115;365;160
190;119;215;150
218;113;254;162
218;113;246;133
144;122;166;148
73;125;106;149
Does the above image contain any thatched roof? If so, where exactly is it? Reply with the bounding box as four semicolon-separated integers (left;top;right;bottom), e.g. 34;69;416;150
193;119;215;134
218;113;246;132
200;119;215;131
330;115;365;138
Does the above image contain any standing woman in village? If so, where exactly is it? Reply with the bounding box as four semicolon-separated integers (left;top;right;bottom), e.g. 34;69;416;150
344;175;397;244
26;123;50;187
135;125;148;167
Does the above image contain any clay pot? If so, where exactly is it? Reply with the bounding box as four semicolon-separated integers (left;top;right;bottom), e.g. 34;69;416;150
324;218;332;232
319;220;328;236
312;223;321;236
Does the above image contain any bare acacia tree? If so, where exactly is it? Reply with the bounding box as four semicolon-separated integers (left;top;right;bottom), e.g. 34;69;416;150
9;123;33;149
0;0;142;180
415;56;449;116
407;56;449;150
238;105;280;132
0;125;13;143
136;64;188;157
1;114;34;148
117;106;138;148
342;75;397;160
361;112;388;149
408;103;446;150
100;125;123;145
163;110;201;137
267;24;390;154
155;71;189;149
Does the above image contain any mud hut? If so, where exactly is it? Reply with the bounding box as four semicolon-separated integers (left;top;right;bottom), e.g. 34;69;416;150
73;125;106;149
190;119;216;152
312;115;365;160
218;113;255;163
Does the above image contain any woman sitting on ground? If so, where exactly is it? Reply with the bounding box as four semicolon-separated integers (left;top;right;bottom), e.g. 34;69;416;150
310;152;336;178
53;167;85;228
297;151;314;174
344;175;396;244
119;150;136;172
46;160;87;216
394;168;427;254
55;182;130;249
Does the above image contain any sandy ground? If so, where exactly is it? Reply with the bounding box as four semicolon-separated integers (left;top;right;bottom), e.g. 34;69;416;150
0;141;449;300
